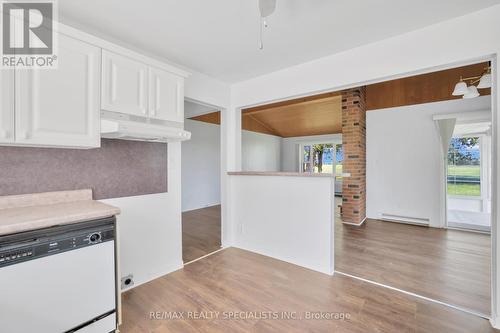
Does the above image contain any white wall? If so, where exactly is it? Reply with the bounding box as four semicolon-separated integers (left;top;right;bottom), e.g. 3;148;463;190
101;143;182;289
281;134;342;172
366;97;491;227
230;175;335;274
241;130;282;172
182;119;221;212
240;132;342;172
185;70;230;110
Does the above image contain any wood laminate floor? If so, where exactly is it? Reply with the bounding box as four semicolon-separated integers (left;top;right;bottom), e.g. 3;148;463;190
121;248;496;333
182;205;221;263
335;219;491;316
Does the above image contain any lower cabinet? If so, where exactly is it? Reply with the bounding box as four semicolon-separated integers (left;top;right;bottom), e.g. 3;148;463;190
14;34;101;148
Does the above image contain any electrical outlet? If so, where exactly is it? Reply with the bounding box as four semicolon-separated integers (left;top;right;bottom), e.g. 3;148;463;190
121;274;134;290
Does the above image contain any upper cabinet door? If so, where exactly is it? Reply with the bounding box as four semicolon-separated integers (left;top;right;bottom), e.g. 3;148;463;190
0;70;15;143
102;50;148;117
15;34;101;148
148;67;184;122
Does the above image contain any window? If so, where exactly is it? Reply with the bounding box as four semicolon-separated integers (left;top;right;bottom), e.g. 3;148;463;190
335;144;343;176
301;143;338;174
447;137;481;197
302;145;312;172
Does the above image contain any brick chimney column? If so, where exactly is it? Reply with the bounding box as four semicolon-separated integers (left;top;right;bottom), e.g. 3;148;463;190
341;87;366;225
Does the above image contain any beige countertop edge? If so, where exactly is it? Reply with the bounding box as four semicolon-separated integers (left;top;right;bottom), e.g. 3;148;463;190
227;171;335;178
0;189;93;210
0;200;121;236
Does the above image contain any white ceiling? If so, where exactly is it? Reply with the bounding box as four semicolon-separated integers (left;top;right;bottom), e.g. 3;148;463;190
59;0;499;83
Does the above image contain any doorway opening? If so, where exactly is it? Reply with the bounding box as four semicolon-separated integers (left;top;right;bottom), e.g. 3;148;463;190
181;100;222;263
447;127;492;232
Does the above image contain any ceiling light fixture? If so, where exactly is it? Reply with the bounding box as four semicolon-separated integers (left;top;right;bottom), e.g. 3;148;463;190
452;80;468;96
258;0;277;50
452;65;491;99
477;72;492;89
463;85;480;99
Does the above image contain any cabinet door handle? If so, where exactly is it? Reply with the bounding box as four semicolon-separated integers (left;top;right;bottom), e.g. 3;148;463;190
139;70;146;114
110;63;117;103
154;76;160;116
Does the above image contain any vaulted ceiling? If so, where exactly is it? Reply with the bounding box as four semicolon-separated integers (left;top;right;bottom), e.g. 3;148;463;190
189;92;343;137
241;93;342;137
189;62;491;138
59;0;498;82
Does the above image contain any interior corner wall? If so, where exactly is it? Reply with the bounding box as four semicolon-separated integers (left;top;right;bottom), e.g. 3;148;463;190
182;119;221;212
241;130;282;172
101;142;183;290
185;71;231;109
366;97;491;227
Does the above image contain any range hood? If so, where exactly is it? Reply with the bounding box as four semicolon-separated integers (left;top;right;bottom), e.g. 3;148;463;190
101;119;191;142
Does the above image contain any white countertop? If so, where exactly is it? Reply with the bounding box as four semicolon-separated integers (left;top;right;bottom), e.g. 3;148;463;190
0;190;121;236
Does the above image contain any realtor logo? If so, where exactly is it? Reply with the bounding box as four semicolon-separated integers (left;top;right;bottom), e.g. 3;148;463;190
1;1;57;68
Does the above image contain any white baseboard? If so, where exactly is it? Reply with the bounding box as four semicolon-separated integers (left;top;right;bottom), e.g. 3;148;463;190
232;244;333;275
491;316;499;329
182;203;222;213
342;216;367;226
120;260;184;293
380;213;429;226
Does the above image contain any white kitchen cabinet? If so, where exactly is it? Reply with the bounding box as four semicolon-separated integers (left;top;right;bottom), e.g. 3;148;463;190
148;67;184;122
0;70;15;143
15;34;101;148
101;50;148;117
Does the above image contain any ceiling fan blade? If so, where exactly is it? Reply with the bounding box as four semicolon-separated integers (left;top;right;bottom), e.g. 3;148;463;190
259;0;277;18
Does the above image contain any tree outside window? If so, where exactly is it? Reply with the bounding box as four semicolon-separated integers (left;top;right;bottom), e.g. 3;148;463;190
302;143;342;174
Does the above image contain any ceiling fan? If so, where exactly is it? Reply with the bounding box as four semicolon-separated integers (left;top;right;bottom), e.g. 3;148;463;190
258;0;277;50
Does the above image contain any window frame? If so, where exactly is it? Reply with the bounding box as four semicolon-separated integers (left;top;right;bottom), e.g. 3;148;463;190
298;142;337;174
447;134;485;200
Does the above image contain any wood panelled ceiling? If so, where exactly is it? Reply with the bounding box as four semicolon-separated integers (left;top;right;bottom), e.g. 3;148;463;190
366;62;491;110
189;93;343;137
189;111;220;125
189;62;491;137
242;94;342;137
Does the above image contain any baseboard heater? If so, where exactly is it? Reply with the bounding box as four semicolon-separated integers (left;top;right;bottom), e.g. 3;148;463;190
380;213;430;226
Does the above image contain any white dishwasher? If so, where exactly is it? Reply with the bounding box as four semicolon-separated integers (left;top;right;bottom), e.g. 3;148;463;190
0;217;117;333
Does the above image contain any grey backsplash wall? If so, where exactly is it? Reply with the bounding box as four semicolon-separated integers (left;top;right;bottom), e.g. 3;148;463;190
0;139;167;199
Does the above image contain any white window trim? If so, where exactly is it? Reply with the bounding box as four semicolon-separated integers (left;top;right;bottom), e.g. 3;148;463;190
447;133;491;212
298;142;338;174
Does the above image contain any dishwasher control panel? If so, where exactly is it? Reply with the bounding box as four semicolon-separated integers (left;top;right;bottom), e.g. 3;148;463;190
0;217;115;268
